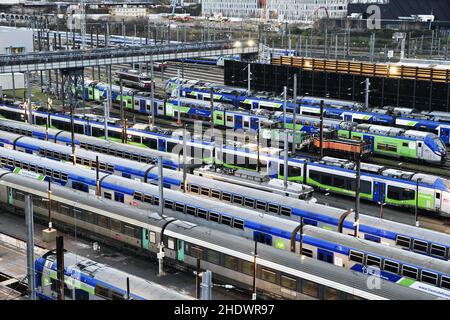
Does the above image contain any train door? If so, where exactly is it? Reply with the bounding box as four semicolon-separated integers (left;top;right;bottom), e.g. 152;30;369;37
234;115;243;129
139;99;147;113
362;135;374;152
417;141;423;159
373;181;386;203
250;117;259;130
177;239;185;262
435;191;442;211
317;248;334;264
343;113;353;122
158;139;166;152
252;101;259;110
142;229;150;250
440;128;450;145
253;231;273;246
114;192;125;203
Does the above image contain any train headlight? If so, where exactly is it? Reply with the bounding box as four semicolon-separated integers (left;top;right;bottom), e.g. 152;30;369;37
247;39;255;47
234;41;241;48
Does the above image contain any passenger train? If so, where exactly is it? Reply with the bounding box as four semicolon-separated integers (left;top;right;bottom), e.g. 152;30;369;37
77;80;449;159
1;169;436;300
0;113;449;217
165;78;450;145
35;251;193;300
2;129;450;261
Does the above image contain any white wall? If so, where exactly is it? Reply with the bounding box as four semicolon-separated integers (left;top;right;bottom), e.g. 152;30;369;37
0;26;34;54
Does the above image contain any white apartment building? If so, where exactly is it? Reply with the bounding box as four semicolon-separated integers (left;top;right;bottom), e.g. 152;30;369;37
202;0;349;23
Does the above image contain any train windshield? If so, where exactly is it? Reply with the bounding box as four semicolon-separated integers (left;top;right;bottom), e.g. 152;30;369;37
433;137;446;151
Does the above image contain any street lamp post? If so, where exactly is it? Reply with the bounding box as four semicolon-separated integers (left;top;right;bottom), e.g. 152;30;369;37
415;178;422;227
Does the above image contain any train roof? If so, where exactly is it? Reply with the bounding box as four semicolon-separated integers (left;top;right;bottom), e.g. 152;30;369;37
0;122;195;164
52;252;194;300
2;167;434;300
302;226;450;276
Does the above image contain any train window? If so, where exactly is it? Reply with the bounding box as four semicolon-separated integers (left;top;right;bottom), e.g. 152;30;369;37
349;250;364;263
387;186;415;201
95;285;110;299
124;224;138;238
301;248;313;258
222;192;231;202
281;275;297;290
364;234;381;243
168;238;175;250
324;287;339;300
200;187;210;196
209;212;220;223
207;250;221;265
256;201;267;211
402;265;418;280
402;142;408;147
233;219;244;230
224;255;239;271
412;239;428;253
280;164;302;177
111;291;125;300
133;192;143;202
232;195;243;205
111;219;121;233
37;166;45;175
430;244;447;258
107;165;114;172
61;173;68;181
396;235;411;248
197;209;208;220
164;200;174;210
104;192;112;200
97;215;110;229
211;190;221;199
441;276;450;290
302;280;319;298
149;231;156;244
421;270;438;286
60;205;72;217
244;198;255;208
143;195;153;204
84;212;95;224
241;260;254;275
261;268;277;284
226;115;233;122
189;184;199;193
186;206;197;216
366;255;381;268
154;197;160;206
383;260;399;274
280;207;292;217
268;204;279;214
190;246;203;259
175;203;185;213
221;215;232;226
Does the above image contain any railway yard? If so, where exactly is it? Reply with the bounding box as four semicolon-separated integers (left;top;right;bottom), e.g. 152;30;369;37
0;18;450;305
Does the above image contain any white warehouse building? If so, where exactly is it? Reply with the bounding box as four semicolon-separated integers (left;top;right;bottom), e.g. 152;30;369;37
0;26;34;54
202;0;348;23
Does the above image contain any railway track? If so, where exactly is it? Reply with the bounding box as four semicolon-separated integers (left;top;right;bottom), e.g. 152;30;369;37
0;233;47;300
